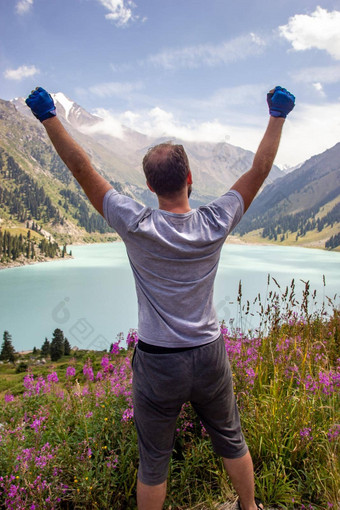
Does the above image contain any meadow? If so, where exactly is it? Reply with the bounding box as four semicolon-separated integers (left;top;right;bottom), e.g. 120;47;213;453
0;279;339;510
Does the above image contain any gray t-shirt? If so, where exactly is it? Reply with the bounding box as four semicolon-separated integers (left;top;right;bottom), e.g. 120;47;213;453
103;188;244;348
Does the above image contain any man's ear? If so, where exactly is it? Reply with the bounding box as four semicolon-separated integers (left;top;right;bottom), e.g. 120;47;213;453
147;181;155;193
187;171;193;185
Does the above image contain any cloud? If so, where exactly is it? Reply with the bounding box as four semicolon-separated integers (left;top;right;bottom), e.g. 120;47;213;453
88;80;143;98
293;64;340;84
192;84;267;111
118;106;263;150
110;62;134;73
145;33;266;69
4;65;39;81
96;0;138;27
80;108;126;139
90;98;340;168
278;100;340;167
279;6;340;60
16;0;33;14
312;82;326;97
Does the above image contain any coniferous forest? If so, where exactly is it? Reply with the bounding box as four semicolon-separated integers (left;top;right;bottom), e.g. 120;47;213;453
0;229;64;263
0;148;113;235
235;188;340;248
0;149;60;224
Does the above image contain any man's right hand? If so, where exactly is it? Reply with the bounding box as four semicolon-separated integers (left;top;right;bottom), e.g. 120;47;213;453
267;86;295;118
25;87;57;122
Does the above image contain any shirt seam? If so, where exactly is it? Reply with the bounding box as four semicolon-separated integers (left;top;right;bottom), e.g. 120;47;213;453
103;187;118;224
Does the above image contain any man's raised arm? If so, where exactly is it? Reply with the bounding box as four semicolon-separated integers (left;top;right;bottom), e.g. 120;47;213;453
231;86;295;212
25;87;112;217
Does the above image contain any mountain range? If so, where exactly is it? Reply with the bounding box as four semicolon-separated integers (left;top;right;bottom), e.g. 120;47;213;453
0;92;339;250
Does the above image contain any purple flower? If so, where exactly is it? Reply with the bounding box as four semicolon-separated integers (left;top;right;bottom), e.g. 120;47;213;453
300;427;313;441
126;329;138;349
4;393;14;403
106;455;118;469
245;367;256;386
83;361;94;382
47;372;58;384
23;373;35;390
327;424;340;442
121;407;134;422
30;416;47;433
101;355;110;371
66;366;76;378
111;341;121;355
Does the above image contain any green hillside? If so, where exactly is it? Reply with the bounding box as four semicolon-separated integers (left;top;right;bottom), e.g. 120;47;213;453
234;143;340;250
0;99;119;254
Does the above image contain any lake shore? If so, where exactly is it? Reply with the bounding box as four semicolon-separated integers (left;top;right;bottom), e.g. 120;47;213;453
1;229;338;273
0;253;73;271
228;233;340;251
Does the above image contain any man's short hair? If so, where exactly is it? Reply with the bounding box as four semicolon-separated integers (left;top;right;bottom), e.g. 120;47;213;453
142;142;190;197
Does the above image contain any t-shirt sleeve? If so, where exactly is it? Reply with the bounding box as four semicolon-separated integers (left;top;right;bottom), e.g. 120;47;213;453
206;190;244;235
103;188;148;239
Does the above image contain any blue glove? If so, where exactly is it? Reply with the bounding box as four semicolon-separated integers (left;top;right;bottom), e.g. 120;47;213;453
25;87;56;122
267;86;295;118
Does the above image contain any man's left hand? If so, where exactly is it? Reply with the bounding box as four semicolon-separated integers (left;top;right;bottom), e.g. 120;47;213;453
25;87;57;122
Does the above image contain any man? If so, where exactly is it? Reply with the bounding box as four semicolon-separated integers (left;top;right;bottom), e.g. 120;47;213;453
26;85;295;510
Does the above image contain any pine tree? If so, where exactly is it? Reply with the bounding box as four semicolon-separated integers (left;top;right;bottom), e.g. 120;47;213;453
0;331;15;362
50;329;64;361
64;337;71;356
41;338;51;357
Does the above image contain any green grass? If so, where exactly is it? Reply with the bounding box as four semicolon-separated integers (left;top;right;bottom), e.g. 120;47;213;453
230;223;340;251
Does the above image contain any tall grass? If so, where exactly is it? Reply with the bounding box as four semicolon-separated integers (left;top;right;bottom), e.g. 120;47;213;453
0;279;339;509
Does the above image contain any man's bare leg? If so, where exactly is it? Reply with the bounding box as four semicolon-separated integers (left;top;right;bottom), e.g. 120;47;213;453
223;451;262;510
137;479;167;510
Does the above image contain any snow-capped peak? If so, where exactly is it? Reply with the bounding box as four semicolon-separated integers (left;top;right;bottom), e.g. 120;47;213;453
53;92;74;121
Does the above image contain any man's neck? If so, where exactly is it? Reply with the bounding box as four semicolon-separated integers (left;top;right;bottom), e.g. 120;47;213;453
157;190;191;214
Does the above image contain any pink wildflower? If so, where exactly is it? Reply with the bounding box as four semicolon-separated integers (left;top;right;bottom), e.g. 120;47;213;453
111;341;121;355
66;366;76;378
121;407;134;421
327;424;340;442
300;427;313;441
47;372;58;384
126;329;138;349
83;361;94;381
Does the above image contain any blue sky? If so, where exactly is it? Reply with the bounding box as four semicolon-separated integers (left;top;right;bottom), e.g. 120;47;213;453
1;0;340;168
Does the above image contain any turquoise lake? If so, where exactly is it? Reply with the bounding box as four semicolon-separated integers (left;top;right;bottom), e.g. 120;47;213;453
0;242;339;351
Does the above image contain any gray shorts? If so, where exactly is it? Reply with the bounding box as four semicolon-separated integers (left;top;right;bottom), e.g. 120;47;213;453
132;335;248;486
